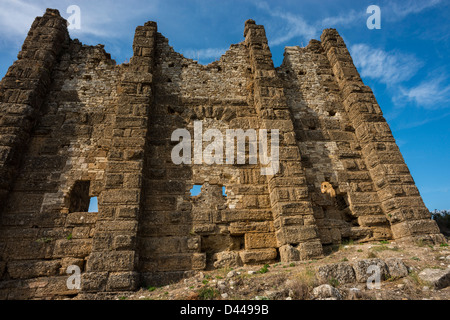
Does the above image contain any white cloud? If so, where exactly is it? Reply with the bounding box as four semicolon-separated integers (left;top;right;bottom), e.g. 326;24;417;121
252;1;317;46
350;43;422;84
399;77;450;108
182;48;228;61
0;0;160;42
0;0;42;44
388;0;442;20
319;9;361;29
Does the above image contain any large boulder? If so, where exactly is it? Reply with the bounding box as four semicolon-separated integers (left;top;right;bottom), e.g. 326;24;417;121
317;262;356;284
418;268;450;289
353;258;389;283
312;284;342;300
385;258;409;279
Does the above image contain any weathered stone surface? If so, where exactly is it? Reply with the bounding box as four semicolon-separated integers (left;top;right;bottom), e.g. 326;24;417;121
317;262;356;284
279;244;300;262
418;268;450;289
7;260;61;279
353;258;389;283
312;284;342;300
385;258;409;279
239;249;277;264
212;251;243;269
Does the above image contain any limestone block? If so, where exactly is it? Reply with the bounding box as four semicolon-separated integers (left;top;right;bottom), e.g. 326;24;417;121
385;258;408;279
317;262;356;284
7;260;61;279
245;232;277;249
212;251;243;268
53;239;92;258
279;244;300;262
239;248;277;264
106;272;139;291
352;258;388;283
86;251;135;272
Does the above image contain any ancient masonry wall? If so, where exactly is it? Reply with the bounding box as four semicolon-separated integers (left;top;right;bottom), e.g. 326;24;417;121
0;10;444;299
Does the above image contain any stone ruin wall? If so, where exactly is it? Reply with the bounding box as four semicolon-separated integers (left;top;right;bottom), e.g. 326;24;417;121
0;9;444;299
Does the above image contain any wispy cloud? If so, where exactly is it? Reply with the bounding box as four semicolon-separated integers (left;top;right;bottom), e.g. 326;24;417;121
181;47;228;62
319;9;362;29
181;47;228;65
387;0;442;20
0;0;42;44
350;43;422;84
397;112;450;129
398;76;450;108
253;1;316;46
0;0;160;42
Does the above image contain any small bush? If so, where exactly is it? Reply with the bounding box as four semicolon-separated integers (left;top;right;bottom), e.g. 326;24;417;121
198;287;218;300
259;264;270;274
288;269;318;300
328;277;339;287
431;210;450;236
148;286;156;292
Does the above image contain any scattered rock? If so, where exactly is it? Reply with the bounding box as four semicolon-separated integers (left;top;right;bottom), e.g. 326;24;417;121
347;288;363;300
279;244;300;263
264;289;286;300
385;258;409;278
248;270;257;275
312;284;342;300
227;270;237;278
353;259;389;283
418;268;450;289
213;251;242;269
221;293;228;299
317;262;356;284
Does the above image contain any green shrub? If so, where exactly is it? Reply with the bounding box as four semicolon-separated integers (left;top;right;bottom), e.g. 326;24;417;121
198;287;218;300
259;264;270;274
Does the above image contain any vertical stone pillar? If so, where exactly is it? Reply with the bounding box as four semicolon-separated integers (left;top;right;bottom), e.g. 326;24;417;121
83;22;157;293
0;9;68;212
244;20;323;261
320;29;445;244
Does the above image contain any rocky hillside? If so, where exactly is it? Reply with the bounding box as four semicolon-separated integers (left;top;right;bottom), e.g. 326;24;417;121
103;239;450;301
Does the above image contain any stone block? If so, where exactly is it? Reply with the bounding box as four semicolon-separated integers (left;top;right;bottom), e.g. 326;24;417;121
7;260;61;279
106;272;139;291
317;262;356;284
245;232;277;249
239;248;277;264
53;239;92;258
86;251;136;272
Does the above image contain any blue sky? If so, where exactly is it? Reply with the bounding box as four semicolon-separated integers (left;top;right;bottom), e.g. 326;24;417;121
0;0;449;211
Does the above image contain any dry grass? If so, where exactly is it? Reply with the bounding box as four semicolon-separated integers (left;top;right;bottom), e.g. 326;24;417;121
287;268;318;300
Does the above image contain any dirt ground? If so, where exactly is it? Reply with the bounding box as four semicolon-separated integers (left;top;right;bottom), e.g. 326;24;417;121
113;240;450;301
